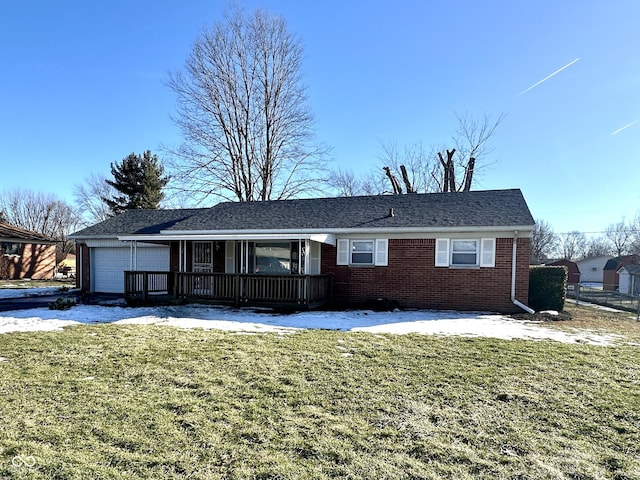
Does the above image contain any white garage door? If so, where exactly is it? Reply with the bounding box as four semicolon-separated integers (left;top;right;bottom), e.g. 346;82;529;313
92;246;169;293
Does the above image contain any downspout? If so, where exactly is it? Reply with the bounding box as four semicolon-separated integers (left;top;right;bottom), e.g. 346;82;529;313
511;231;535;314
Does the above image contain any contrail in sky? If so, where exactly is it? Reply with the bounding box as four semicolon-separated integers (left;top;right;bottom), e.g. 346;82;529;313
518;58;581;96
611;118;640;136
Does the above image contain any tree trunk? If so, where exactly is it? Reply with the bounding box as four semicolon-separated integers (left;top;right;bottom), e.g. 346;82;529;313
462;157;475;192
399;165;416;193
383;167;403;194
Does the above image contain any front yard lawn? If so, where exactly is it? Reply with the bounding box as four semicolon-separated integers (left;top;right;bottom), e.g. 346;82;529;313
0;307;638;479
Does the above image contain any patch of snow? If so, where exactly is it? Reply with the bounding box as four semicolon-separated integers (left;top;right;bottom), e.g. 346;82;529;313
0;303;623;345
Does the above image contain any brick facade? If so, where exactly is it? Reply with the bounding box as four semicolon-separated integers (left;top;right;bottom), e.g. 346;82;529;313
76;243;91;290
0;243;56;280
322;237;530;313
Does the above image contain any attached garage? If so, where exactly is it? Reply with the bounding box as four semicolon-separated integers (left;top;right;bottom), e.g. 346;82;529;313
90;243;169;293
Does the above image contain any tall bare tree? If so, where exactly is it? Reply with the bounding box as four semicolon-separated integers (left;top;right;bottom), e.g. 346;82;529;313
168;7;327;203
530;219;558;263
433;112;505;192
73;173;115;226
365;113;504;196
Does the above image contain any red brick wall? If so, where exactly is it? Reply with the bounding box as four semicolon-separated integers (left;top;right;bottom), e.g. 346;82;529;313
321;237;531;313
76;243;91;291
0;243;56;280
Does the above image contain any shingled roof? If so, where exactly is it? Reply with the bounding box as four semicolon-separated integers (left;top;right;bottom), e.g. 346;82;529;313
72;190;534;238
0;222;55;243
71;209;208;238
167;189;534;232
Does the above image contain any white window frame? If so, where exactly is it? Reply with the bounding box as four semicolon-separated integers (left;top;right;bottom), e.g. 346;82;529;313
350;239;375;265
336;238;388;267
435;237;495;268
450;239;479;266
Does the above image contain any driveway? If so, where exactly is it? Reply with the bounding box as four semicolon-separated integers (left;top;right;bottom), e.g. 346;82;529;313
0;293;79;312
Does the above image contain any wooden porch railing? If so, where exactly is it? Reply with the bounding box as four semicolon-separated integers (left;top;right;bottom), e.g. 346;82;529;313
124;271;332;308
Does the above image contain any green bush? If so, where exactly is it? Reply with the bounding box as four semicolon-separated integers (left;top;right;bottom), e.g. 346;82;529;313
529;266;567;312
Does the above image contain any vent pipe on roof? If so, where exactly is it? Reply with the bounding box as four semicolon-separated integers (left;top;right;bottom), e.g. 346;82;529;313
389;208;395;217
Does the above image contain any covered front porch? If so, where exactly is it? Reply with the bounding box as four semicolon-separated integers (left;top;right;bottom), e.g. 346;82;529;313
122;235;334;309
124;271;331;308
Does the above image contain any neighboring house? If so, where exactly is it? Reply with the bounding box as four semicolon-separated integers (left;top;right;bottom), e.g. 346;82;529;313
576;255;612;285
603;255;640;291
546;259;580;285
71;189;536;313
617;264;640;296
0;222;57;280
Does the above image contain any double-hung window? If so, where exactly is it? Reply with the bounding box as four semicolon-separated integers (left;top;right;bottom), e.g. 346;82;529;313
336;239;388;266
451;240;478;266
351;240;374;265
435;238;495;268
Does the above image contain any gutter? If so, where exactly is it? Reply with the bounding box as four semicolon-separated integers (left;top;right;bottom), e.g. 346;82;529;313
511;231;535;314
160;224;536;236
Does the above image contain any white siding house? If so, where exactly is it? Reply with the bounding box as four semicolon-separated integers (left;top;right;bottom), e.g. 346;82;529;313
576;255;612;284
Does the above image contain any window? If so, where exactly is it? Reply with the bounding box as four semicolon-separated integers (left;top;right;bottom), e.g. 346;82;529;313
451;240;478;266
1;242;20;256
252;242;291;274
336;238;388;266
351;240;374;265
435;238;495;268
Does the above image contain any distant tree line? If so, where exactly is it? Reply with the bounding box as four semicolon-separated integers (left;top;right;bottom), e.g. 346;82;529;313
530;217;640;264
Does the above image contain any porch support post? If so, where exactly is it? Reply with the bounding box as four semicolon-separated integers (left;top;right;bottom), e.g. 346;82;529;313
299;239;304;274
304;239;310;275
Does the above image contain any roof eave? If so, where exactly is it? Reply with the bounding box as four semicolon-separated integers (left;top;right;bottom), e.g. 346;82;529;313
116;224;534;242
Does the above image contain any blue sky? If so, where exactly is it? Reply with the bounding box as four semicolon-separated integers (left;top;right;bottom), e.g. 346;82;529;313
1;1;639;236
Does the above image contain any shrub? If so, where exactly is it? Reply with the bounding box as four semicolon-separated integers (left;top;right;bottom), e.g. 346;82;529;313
529;266;567;312
48;297;76;311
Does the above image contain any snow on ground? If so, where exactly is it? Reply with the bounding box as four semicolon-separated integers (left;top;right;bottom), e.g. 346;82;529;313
0;301;622;345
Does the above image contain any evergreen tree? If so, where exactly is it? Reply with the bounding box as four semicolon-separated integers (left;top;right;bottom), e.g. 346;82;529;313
103;151;169;215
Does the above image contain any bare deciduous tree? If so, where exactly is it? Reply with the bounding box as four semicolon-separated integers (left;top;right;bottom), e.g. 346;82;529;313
530;219;558;263
73;173;115;226
433;112;505;192
168;7;328;203
327;168;386;197
363;113;504;196
377;141;438;194
0;189;80;259
584;236;613;258
605;220;631;256
560;231;587;261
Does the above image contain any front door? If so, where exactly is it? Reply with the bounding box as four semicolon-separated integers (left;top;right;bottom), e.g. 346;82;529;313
193;242;213;295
